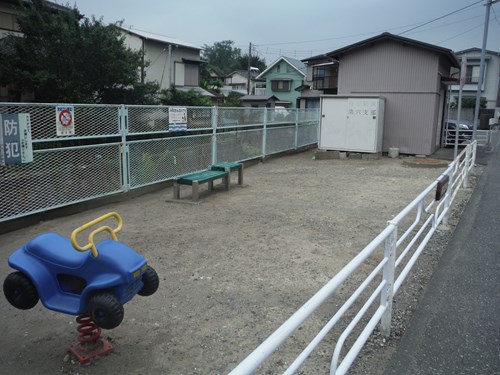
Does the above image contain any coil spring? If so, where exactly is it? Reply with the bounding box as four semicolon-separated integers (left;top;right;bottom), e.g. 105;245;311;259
76;314;101;344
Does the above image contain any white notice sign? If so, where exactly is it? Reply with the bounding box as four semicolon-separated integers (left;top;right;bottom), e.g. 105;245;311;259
168;107;187;132
56;105;75;136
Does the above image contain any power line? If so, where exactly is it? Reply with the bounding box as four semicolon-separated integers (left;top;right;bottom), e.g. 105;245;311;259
401;14;484;36
437;23;484;43
492;6;500;25
251;2;484;47
251;12;488;63
398;0;484;35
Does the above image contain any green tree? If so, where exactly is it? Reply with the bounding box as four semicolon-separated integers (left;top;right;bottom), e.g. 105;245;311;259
220;92;243;107
160;87;212;106
231;54;266;72
0;0;150;103
451;97;487;109
199;62;223;92
202;40;241;75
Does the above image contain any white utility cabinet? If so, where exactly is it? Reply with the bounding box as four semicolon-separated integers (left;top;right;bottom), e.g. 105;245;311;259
319;95;385;153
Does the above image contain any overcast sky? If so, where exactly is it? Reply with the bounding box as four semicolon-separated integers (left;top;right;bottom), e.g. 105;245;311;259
70;0;500;63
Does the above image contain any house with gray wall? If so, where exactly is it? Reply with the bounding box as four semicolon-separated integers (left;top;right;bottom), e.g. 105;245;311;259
121;27;213;98
450;48;500;110
302;32;460;155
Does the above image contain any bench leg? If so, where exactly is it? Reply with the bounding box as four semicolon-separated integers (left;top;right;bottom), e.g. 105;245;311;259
173;181;180;199
192;181;199;202
225;167;231;188
238;165;244;185
224;175;230;191
208;181;214;190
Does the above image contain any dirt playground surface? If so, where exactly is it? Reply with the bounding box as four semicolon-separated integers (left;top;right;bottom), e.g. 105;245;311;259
0;149;478;374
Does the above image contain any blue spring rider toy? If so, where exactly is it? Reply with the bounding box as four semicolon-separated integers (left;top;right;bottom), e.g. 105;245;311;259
3;212;159;363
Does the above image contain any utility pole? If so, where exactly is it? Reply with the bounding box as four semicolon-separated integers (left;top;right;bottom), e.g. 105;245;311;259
472;0;497;141
247;42;252;95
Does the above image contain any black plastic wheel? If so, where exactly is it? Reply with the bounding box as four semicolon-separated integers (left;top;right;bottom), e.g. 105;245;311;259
3;271;39;310
88;293;124;329
138;266;159;296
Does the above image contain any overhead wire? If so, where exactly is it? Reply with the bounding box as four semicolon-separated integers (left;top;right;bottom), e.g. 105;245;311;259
437;23;485;43
400;13;484;36
215;1;492;64
251;1;484;47
492;6;500;25
398;0;484;35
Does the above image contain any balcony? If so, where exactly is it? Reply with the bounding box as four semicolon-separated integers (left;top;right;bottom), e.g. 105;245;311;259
312;75;338;90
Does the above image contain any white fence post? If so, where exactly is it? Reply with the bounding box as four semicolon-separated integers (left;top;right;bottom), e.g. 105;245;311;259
262;108;268;158
211;106;218;165
380;222;397;337
443;165;456;226
295;109;299;150
463;145;471;188
120;105;130;192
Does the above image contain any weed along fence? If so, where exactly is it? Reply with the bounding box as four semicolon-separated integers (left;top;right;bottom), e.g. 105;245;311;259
229;142;477;375
0;103;319;223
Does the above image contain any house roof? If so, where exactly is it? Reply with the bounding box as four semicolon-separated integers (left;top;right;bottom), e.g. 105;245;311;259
177;86;216;98
303;32;459;68
227;70;260;80
121;27;201;50
455;48;500;56
6;0;71;13
256;56;306;79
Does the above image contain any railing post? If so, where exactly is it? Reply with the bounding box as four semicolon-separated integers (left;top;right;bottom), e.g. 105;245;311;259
443;166;456;226
262;108;267;158
211;106;218;165
380;222;397;337
295;109;299;150
119;105;130;192
463;145;471;188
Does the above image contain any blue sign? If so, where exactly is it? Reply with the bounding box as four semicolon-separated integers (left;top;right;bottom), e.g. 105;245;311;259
0;113;33;165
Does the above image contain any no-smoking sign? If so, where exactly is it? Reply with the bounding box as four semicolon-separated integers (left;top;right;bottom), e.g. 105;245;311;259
56;105;75;136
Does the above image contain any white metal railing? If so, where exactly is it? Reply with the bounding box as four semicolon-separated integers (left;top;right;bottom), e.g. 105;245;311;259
229;141;477;375
441;122;492;148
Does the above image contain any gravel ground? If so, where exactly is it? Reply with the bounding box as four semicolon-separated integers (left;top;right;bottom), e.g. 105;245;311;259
0;148;480;375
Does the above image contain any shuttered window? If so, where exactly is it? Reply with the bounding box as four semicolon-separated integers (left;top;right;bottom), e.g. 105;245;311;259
184;63;199;87
271;80;290;91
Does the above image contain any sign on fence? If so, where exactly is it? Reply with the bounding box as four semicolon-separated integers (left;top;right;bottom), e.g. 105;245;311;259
0;113;33;165
168;107;187;132
56;105;75;136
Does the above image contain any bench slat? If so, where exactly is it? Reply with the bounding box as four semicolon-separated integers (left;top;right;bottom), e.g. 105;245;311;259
210;162;242;172
211;162;243;185
177;170;228;185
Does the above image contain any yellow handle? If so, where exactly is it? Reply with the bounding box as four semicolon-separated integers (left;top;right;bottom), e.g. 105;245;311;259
70;212;123;257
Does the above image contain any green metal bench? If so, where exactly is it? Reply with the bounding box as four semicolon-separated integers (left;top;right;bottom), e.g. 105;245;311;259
210;162;243;186
173;169;229;202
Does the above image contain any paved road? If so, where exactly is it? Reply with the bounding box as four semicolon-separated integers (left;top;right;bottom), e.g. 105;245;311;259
385;140;500;374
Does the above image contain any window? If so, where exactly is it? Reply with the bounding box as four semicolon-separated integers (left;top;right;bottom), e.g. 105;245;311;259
184;63;199;86
271;80;290;91
312;64;338;90
276;64;281;72
0;12;19;32
465;65;480;84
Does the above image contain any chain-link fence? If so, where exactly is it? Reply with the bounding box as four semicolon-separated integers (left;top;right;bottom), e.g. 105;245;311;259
0;103;319;222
